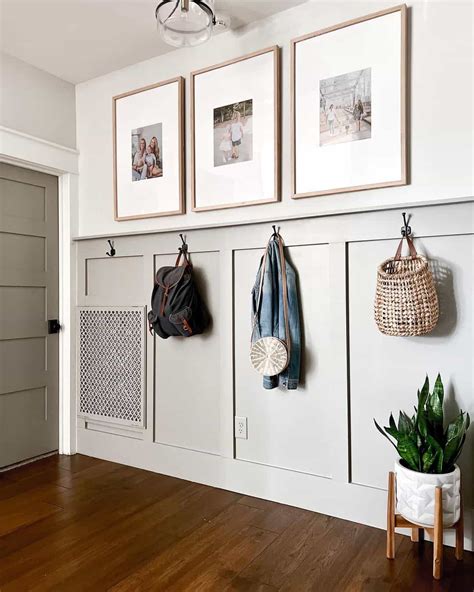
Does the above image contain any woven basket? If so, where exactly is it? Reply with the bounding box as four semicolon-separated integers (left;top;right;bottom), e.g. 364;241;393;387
374;236;439;336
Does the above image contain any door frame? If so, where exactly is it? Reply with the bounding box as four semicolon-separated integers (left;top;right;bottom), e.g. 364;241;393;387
0;125;79;455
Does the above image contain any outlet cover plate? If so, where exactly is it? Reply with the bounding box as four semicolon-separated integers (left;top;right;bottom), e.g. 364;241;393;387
234;416;248;439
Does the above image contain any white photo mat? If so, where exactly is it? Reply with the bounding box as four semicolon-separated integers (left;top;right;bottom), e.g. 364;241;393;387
113;77;184;220
192;47;280;211
292;5;407;198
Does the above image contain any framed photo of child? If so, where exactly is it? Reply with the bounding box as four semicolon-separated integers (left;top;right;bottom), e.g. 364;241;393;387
291;5;407;199
191;46;281;212
113;77;185;221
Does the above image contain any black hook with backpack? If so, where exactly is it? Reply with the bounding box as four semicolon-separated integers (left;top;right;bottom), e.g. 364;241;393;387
147;235;210;339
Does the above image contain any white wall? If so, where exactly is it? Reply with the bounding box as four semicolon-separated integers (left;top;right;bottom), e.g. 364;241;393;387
75;0;473;238
0;52;76;148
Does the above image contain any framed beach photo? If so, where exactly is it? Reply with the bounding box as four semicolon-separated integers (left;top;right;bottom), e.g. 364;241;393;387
191;46;280;212
291;4;407;199
113;76;185;220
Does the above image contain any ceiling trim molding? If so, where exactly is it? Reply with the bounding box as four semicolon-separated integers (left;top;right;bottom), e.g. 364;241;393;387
0;125;79;175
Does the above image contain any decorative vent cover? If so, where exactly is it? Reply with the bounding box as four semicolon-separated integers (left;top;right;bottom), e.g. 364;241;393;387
78;307;145;427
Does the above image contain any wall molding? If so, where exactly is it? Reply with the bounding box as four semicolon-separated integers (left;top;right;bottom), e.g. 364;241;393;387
72;196;474;242
0;125;79;175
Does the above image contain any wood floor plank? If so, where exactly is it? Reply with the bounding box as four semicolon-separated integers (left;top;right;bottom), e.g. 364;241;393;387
165;525;278;591
0;496;62;537
0;464;147;560
277;517;366;591
12;484;204;591
157;485;241;538
109;503;266;591
337;530;409;591
238;495;314;534
0;469;191;587
225;578;279;592
236;511;327;588
39;483;210;592
0;455;472;591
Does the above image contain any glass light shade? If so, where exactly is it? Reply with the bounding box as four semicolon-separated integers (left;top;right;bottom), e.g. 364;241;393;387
156;0;215;48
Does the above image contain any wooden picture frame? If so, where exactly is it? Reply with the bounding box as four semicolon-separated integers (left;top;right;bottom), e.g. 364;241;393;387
291;4;407;199
191;46;281;212
113;76;185;221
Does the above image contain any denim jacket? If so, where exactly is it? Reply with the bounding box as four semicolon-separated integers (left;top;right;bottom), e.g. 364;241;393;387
251;236;301;390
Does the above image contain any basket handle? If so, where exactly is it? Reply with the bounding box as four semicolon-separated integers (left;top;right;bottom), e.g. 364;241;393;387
394;235;417;260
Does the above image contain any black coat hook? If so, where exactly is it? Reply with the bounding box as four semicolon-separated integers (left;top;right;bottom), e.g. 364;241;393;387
179;233;188;253
401;212;412;237
271;225;280;238
106;240;116;257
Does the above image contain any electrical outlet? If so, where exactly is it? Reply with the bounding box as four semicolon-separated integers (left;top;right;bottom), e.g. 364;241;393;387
234;416;248;439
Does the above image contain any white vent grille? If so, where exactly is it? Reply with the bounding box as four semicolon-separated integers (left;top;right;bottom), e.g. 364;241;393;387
78;307;145;427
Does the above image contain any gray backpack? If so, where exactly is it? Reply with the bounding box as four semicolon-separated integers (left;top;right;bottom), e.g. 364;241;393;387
147;238;210;339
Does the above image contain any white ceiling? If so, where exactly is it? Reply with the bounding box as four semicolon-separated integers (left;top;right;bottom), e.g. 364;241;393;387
0;0;308;84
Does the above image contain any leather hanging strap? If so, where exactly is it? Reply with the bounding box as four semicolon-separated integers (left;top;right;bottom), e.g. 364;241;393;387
277;234;291;360
253;238;271;330
175;248;191;267
394;235;417;260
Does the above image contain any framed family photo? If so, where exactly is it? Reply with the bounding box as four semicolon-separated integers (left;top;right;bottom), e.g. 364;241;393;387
291;4;407;199
191;46;280;212
113;76;185;220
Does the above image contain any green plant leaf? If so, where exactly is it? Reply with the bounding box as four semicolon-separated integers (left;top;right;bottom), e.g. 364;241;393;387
426;377;444;441
385;426;401;440
398;411;413;435
426;435;444;473
389;413;397;433
450;433;467;467
373;419;397;450
422;444;438;473
418;376;430;410
397;435;420;471
444;412;468;469
373;376;470;474
417;409;429;439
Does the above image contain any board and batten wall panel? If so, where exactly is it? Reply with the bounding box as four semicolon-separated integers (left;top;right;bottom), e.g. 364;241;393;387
75;201;473;550
234;244;335;478
349;235;474;510
85;256;144;301
83;255;145;306
154;251;221;455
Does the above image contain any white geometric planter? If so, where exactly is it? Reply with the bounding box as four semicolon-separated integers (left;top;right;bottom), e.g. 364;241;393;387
394;459;461;527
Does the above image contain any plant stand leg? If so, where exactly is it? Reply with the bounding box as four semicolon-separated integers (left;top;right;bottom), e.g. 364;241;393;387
387;471;396;559
433;486;443;580
411;528;423;543
455;493;464;561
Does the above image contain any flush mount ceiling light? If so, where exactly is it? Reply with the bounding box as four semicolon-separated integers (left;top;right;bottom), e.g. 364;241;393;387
156;0;229;48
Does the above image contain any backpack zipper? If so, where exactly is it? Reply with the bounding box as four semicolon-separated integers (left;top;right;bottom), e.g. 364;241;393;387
182;319;193;335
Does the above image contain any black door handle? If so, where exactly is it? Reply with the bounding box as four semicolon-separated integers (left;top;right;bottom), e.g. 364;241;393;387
48;319;61;334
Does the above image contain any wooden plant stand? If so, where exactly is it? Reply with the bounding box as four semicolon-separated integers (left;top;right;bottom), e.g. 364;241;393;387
386;471;464;580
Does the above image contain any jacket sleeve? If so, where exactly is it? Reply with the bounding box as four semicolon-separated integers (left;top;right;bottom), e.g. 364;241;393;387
282;264;301;390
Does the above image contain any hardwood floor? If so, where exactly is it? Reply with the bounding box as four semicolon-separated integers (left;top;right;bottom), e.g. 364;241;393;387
0;455;472;591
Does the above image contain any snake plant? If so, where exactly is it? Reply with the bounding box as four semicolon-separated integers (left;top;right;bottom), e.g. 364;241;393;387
374;374;470;474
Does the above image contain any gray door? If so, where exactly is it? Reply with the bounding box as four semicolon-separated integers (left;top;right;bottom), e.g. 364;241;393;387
0;163;59;468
